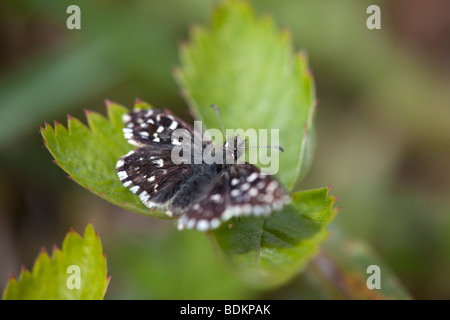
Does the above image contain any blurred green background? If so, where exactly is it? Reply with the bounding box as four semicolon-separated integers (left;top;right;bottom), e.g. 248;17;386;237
1;0;449;299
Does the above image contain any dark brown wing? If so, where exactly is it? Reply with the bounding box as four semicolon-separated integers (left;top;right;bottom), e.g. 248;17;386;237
122;108;195;147
177;163;289;231
116;145;195;210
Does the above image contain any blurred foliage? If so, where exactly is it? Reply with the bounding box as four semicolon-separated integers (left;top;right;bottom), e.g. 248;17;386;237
318;234;411;300
1;0;450;299
107;228;254;300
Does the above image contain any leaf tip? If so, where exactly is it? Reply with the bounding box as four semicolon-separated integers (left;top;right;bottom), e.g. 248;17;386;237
40;246;48;255
298;49;309;60
83;109;92;117
280;26;292;40
134;97;144;105
20;264;28;273
52;243;60;253
9;272;15;280
104;99;112;107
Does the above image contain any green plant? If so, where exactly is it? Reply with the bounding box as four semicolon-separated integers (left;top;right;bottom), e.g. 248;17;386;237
40;0;333;289
3;224;108;300
3;0;411;299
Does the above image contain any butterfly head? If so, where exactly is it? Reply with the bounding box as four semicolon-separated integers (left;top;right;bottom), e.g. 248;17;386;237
224;135;247;161
210;104;284;163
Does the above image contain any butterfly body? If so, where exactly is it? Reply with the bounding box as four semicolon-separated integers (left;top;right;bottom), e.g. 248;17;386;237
116;108;289;231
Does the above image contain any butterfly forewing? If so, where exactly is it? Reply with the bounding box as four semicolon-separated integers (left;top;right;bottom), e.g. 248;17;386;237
122;108;194;147
116;145;194;209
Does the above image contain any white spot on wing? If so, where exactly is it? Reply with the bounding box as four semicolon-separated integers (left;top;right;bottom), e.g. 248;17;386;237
123;181;132;188
247;172;259;183
139;191;150;202
152;159;164;167
187;219;196;229
196;220;210;231
116;159;124;169
249;188;258;197
130;186;140;194
267;181;278;192
231;189;240;197
122;114;131;122
117;171;128;180
210;218;221;229
257;181;266;189
169;121;178;130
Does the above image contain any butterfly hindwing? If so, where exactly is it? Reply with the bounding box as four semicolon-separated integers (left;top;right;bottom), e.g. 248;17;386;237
177;163;289;230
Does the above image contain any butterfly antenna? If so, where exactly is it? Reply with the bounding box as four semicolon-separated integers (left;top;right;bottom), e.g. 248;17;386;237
211;104;227;138
245;145;284;152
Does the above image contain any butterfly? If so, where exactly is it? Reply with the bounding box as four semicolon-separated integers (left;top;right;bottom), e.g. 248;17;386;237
116;105;289;231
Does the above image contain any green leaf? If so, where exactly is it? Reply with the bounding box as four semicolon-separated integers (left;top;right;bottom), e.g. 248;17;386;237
211;187;337;288
41;100;168;219
175;0;316;191
3;223;109;300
